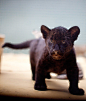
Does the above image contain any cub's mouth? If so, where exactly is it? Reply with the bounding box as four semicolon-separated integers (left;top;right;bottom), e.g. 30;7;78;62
52;54;63;60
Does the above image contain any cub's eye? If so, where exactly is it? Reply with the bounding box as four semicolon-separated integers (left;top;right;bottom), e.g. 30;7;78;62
62;40;65;44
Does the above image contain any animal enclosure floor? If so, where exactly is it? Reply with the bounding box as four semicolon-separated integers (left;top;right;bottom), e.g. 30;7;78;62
0;53;86;100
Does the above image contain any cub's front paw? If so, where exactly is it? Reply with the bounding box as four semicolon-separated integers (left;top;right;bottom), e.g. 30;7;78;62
34;82;47;91
69;87;84;95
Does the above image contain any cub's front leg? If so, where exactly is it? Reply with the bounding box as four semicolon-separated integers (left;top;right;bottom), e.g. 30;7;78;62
34;60;47;91
66;63;84;95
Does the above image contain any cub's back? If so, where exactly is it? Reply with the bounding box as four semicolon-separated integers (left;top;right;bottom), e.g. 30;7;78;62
30;38;46;64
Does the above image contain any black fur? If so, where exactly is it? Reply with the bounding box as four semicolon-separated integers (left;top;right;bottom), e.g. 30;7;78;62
2;25;84;95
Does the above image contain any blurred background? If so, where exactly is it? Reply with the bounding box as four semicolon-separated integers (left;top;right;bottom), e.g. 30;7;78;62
0;1;86;99
0;0;86;54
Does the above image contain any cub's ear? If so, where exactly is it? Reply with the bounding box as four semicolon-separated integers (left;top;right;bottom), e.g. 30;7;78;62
69;26;80;41
41;25;51;39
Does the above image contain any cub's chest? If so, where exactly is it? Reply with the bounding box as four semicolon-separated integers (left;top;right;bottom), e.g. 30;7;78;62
45;58;66;73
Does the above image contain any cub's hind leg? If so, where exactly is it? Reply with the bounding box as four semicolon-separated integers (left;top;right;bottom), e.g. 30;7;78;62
30;57;36;80
45;72;51;79
31;65;35;80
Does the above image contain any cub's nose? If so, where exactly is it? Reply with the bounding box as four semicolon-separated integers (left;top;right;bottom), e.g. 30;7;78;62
53;49;58;55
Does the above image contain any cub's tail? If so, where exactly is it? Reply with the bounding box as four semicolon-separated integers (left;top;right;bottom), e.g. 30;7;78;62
2;40;33;49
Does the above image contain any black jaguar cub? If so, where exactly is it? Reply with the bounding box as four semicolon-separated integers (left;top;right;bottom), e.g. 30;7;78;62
2;25;84;95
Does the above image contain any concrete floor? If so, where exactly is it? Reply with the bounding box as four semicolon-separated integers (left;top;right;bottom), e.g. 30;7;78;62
0;53;86;100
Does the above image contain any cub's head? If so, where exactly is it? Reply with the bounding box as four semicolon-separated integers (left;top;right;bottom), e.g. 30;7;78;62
41;25;80;60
